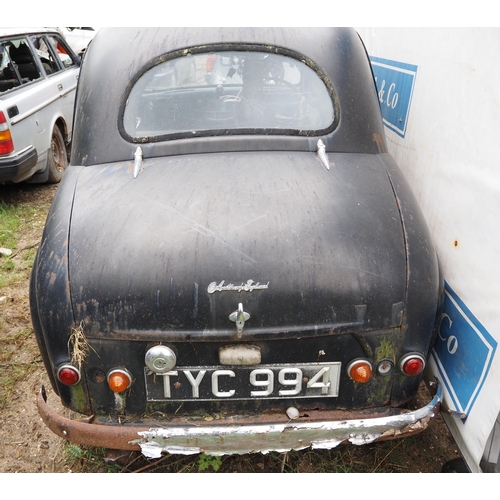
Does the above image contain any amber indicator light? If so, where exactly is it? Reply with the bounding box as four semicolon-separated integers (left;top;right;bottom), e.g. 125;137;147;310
107;369;132;393
0;111;14;155
347;360;373;384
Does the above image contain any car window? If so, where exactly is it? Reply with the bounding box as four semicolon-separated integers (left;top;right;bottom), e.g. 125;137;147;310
46;34;78;69
30;34;77;74
30;35;60;75
123;50;335;139
0;38;41;93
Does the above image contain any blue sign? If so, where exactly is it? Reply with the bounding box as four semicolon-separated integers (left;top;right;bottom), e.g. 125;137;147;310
370;56;418;138
431;282;497;418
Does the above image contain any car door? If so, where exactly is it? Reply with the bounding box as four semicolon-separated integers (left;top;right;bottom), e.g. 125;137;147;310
0;36;45;172
27;33;79;157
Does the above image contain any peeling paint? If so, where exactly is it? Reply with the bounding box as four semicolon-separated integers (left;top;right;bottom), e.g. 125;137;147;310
37;383;442;456
131;383;442;458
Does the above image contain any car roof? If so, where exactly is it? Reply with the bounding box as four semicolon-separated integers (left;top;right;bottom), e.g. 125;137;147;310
0;27;61;38
88;27;358;78
72;27;388;165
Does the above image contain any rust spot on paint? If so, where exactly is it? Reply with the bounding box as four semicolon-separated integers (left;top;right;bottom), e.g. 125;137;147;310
372;133;385;153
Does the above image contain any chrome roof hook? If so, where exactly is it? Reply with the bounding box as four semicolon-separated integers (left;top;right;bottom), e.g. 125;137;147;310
317;139;331;170
133;146;143;179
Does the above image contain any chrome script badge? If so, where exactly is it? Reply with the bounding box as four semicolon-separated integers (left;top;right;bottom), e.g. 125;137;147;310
207;279;269;294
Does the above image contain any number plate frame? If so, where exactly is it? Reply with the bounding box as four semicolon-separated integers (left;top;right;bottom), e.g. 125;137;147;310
145;362;341;402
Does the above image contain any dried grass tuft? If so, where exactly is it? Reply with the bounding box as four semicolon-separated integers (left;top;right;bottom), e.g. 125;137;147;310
68;321;95;369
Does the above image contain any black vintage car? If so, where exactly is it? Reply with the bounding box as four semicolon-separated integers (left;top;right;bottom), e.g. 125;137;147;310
31;27;442;458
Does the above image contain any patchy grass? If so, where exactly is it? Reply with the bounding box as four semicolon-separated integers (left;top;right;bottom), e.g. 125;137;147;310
0;327;40;410
0;200;39;288
63;445;122;473
0;193;50;411
0;201;19;288
0;201;19;247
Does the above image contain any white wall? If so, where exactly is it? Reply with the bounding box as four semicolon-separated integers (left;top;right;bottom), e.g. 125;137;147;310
357;27;500;472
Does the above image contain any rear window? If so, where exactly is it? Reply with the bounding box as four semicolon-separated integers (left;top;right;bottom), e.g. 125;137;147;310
123;50;335;139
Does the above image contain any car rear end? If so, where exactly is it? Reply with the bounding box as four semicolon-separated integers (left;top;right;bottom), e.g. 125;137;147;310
31;27;442;457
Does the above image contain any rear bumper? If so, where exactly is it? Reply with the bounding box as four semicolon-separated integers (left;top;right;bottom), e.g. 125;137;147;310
0;146;38;182
37;382;442;458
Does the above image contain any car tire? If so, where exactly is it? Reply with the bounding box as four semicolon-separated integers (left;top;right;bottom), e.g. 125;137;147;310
47;126;68;183
441;457;470;473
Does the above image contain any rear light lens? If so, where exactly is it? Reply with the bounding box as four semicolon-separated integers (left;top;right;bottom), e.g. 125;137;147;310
377;359;394;376
347;359;373;383
399;353;426;376
107;368;132;393
57;365;81;386
0;111;14;155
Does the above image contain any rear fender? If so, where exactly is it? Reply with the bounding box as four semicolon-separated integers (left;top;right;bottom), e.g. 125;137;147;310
30;165;93;414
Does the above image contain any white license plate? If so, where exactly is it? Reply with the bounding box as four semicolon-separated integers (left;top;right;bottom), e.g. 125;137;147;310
145;362;341;401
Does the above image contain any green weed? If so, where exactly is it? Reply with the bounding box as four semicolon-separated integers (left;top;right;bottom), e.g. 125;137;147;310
63;445;122;473
197;454;223;472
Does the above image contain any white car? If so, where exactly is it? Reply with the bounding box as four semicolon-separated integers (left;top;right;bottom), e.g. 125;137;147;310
57;27;99;55
0;28;80;183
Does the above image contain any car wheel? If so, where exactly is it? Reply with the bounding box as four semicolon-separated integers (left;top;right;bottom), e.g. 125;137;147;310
47;126;68;183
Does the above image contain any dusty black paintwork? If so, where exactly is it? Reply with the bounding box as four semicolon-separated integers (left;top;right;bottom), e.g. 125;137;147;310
30;28;440;424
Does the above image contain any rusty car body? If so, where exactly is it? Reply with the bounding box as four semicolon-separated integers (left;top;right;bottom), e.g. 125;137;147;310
30;27;442;457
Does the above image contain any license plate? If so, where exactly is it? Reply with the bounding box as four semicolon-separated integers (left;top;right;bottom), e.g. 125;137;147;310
145;362;341;401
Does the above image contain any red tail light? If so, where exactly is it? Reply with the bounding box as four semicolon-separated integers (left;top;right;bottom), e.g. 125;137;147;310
399;353;426;376
0;111;14;155
57;365;81;386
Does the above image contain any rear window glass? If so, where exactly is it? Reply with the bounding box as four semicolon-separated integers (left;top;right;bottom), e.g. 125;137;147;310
123;50;335;139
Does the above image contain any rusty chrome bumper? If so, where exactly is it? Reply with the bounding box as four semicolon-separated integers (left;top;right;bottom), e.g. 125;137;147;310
37;382;442;458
